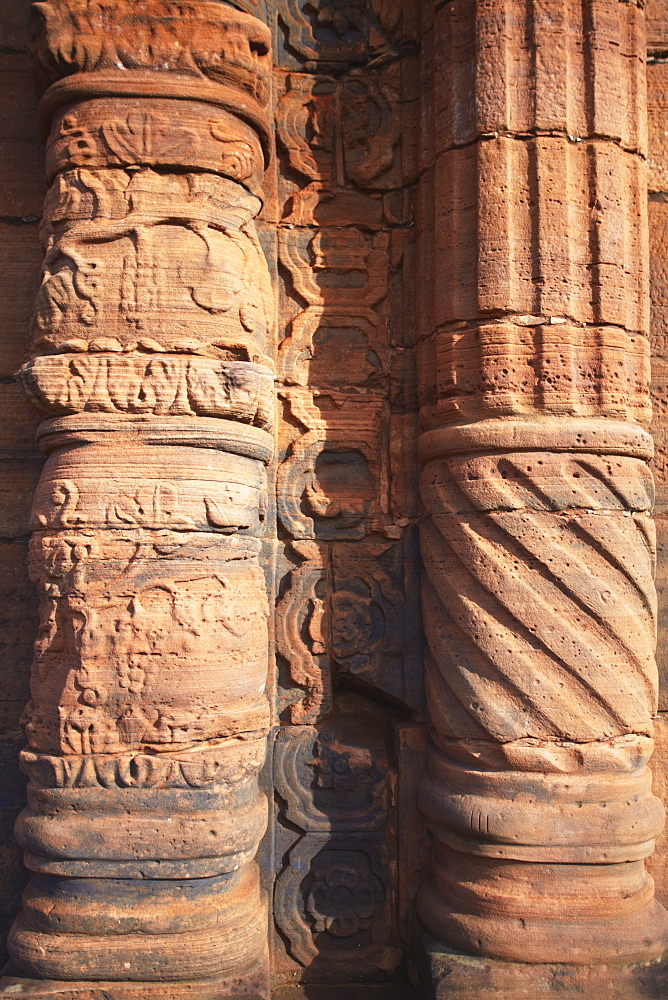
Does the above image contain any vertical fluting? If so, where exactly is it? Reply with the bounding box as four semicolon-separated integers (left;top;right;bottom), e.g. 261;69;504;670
6;1;275;990
417;0;668;964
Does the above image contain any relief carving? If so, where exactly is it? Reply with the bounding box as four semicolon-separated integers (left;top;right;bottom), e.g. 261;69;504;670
7;0;276;991
277;0;367;64
331;536;423;710
273;718;398;972
278;307;386;388
46;103;266;191
277;389;383;541
29;0;272;105
279;227;388;309
275;540;332;724
33;170;273;361
276;0;400;67
20;355;274;426
277;69;405;197
24;530;270;756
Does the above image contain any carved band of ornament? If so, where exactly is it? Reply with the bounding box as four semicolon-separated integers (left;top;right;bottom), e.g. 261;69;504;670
421;451;655;515
433;731;655;773
277;389;383;541
20;356;274;429
10;866;267;983
29;1;272;109
44;169;262;230
277;0;368;65
38;71;272;167
45;102;266;192
32;416;272;533
419;746;664;864
31;471;267;534
21;738;266;790
33;170;272;363
419;322;651;428
276;71;402;192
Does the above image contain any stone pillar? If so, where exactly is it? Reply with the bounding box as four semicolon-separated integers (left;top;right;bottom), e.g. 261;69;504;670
1;1;274;996
416;1;668;995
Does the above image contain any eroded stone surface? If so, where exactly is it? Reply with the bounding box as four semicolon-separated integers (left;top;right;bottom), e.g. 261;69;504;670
416;0;668;984
4;0;276;992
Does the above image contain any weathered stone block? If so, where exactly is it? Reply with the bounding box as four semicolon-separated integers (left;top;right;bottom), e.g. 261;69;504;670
0;543;36;728
434;0;646;153
649;63;668;193
648;0;668;51
417;938;668;1000
650;199;668;358
647;714;668;903
434;138;648;332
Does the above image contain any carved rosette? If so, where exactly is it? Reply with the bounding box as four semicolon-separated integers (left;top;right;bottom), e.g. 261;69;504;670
417;0;668;973
7;1;275;993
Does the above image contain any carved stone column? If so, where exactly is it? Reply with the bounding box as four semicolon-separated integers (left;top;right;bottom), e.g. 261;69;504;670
417;2;668;995
1;2;274;997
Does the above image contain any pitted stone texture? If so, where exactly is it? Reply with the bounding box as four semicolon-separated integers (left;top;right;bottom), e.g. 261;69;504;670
23;528;270;756
648;0;668;50
418;322;651;426
6;0;276;990
420;442;658;743
434;0;646;153
432;137;648;333
649;64;668;192
32;170;273;363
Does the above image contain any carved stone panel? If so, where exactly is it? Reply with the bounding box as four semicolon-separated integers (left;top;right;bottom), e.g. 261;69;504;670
272;708;401;977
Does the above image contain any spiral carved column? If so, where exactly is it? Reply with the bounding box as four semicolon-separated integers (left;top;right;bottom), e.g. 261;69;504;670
1;2;274;996
417;1;668;994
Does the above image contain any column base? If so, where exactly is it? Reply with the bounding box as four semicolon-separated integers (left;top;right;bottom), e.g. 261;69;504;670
0;966;269;1000
417;935;668;1000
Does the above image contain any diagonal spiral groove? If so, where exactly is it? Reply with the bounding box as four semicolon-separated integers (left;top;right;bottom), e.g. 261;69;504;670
420;454;658;743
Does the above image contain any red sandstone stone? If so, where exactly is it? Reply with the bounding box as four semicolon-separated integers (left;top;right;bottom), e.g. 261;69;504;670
648;0;668;50
434;0;646;153
417;0;668;984
5;0;276;993
1;0;668;994
0;55;46;217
